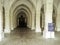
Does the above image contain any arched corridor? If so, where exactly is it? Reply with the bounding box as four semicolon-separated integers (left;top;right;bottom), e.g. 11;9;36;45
9;1;35;30
0;0;60;45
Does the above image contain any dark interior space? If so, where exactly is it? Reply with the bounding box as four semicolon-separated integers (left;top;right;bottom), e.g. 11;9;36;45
18;15;27;27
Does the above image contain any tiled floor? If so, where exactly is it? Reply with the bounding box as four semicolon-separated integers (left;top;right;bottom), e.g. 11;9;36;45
0;27;60;45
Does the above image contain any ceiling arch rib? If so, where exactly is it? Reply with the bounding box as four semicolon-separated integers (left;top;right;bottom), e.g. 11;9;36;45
15;9;29;18
10;0;35;12
13;6;31;24
13;5;31;28
13;4;32;23
14;7;30;17
9;0;36;18
16;11;28;22
13;4;32;16
17;11;27;18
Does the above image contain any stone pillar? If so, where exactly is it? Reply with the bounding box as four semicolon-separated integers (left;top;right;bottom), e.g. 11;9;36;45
31;12;35;30
4;10;11;33
0;2;4;41
43;0;55;38
35;1;41;32
56;5;60;31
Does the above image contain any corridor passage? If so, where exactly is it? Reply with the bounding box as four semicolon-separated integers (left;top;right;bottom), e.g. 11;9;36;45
0;27;60;45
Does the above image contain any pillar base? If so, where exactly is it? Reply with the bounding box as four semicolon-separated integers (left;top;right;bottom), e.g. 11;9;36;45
56;27;60;31
35;28;41;32
0;32;4;41
43;31;55;39
11;27;14;30
27;25;31;29
31;27;35;30
4;28;11;33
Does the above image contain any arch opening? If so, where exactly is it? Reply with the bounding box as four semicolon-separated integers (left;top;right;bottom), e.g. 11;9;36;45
9;0;36;30
17;11;27;28
11;5;32;29
13;5;31;29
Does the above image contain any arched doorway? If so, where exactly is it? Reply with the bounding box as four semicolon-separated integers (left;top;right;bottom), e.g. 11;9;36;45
19;15;27;27
9;0;35;30
17;12;27;27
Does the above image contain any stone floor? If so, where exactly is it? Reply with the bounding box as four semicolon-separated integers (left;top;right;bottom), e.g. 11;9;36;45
0;27;60;45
